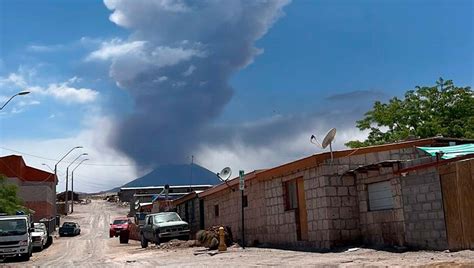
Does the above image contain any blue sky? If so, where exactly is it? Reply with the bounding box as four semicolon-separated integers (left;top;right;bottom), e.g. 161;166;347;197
0;0;472;192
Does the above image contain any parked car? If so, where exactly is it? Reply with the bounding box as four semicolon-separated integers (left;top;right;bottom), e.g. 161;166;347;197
31;223;48;251
59;222;81;237
140;212;189;248
109;217;131;238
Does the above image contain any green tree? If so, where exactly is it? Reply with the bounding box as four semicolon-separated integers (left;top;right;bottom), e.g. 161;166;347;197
0;175;27;215
346;78;474;148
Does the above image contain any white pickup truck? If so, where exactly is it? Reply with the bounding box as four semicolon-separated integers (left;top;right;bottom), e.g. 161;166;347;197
0;215;33;261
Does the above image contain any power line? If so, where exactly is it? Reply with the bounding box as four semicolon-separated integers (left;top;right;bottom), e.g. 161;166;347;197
0;146;137;167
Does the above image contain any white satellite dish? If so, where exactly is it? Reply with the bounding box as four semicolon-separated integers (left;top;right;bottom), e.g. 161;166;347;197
322;128;337;149
217;167;232;182
310;128;337;163
134;200;140;210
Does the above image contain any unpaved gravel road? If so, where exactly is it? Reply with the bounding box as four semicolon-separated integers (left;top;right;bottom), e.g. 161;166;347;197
3;200;472;267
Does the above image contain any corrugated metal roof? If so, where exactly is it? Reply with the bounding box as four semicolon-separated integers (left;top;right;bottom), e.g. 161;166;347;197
418;144;474;159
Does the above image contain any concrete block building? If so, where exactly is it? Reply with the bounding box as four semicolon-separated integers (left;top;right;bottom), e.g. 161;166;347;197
0;155;57;222
197;137;474;251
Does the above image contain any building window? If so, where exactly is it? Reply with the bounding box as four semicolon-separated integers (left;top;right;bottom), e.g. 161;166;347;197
283;180;298;210
243;195;248;208
368;181;394;211
214;204;219;217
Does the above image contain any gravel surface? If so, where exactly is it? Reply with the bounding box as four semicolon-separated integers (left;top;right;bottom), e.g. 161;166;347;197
2;200;472;267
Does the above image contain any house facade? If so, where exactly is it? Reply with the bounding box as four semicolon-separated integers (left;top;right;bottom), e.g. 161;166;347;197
0;155;57;222
197;137;474;250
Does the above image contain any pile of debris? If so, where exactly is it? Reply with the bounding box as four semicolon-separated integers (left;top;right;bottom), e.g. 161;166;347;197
196;226;233;250
103;195;118;202
155;239;197;249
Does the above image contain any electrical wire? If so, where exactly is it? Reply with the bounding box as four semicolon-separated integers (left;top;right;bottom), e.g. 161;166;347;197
0;146;137;167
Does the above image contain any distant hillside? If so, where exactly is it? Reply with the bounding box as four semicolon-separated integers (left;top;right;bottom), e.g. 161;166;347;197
108;164;219;192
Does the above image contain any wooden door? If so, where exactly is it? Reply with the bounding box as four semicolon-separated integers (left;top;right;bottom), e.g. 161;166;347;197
439;159;474;250
296;177;309;241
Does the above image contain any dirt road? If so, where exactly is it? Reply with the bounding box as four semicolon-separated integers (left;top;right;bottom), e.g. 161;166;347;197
6;200;472;267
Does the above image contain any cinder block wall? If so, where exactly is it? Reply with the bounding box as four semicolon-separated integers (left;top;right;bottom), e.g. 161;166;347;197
202;178;266;246
355;165;406;247
401;166;448;250
25;201;54;222
305;166;360;249
263;175;299;246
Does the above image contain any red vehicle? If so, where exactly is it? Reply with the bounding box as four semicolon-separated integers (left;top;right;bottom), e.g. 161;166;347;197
109;217;131;238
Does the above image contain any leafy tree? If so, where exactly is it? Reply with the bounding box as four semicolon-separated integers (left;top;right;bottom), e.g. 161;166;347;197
346;78;474;148
0;175;28;215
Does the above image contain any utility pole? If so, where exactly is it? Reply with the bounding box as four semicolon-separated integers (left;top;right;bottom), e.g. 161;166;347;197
65;153;88;215
71;159;89;213
239;170;245;249
189;155;194;192
55;146;82;219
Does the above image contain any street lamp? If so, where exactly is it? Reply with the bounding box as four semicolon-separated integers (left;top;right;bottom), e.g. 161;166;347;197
0;91;30;110
70;158;89;213
53;146;82;221
65;153;88;215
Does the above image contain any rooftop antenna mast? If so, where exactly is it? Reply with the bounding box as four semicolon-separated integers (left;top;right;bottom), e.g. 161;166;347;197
189;155;194;192
310;128;337;163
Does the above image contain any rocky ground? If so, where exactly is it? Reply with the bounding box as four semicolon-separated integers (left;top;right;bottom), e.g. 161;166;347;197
2;200;472;267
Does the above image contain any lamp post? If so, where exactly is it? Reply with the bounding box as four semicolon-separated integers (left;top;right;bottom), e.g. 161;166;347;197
0;91;30;110
54;146;82;219
65;153;88;215
70;158;89;213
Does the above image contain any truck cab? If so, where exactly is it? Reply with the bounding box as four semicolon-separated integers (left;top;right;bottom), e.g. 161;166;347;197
0;215;33;261
139;212;190;248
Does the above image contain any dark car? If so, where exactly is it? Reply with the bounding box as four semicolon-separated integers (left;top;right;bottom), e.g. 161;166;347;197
59;222;81;237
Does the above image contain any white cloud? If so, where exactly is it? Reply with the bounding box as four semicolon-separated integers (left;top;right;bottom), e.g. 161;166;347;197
104;0;190;28
31;83;99;104
0;116;139;193
0;73;28;88
27;44;65;53
0;69;99;105
86;38;205;67
86;38;146;61
182;65;196;76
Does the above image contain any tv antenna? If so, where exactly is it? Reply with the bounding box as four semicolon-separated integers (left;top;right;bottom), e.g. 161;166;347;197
217;167;234;191
310;128;337;163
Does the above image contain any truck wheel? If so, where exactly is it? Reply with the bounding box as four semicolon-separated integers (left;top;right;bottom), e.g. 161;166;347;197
20;253;30;261
140;234;148;248
154;234;160;245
